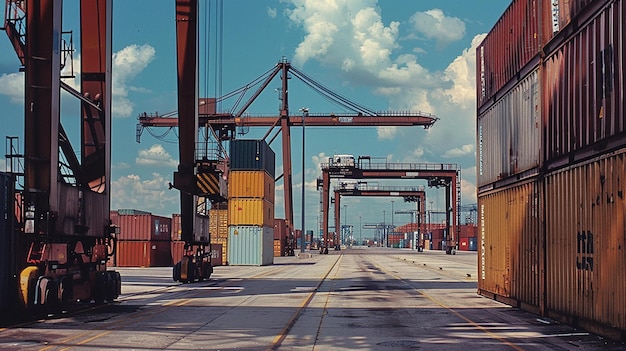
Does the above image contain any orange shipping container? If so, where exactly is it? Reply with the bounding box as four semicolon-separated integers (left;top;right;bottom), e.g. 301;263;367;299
273;239;285;257
478;179;544;314
544;149;626;336
228;171;275;201
228;198;274;227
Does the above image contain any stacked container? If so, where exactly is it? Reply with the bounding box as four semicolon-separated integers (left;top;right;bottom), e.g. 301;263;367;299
110;210;173;267
477;0;626;340
227;140;275;265
171;208;227;266
274;218;287;256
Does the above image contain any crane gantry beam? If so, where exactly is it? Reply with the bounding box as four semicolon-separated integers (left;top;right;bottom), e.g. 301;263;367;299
137;60;438;251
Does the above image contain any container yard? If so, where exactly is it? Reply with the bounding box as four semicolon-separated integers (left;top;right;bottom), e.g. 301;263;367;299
477;0;626;341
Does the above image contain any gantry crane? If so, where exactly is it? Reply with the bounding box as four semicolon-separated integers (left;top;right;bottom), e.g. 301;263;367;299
2;0;120;314
136;59;438;253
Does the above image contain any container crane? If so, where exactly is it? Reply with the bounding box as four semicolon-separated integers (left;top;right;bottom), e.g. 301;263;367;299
136;60;439;254
2;0;120;315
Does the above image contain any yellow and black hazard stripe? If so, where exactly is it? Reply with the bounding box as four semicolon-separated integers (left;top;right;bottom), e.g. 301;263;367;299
196;172;220;195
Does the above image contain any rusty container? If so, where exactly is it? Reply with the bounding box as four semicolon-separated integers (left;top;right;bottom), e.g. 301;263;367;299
228;170;275;201
228;198;274;227
477;179;543;313
111;210;172;241
543;0;626;169
228;226;274;266
113;240;173;267
478;66;542;187
476;0;543;110
274;218;287;241
544;148;626;337
542;0;605;42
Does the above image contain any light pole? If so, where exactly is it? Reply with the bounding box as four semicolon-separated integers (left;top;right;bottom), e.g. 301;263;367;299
299;107;308;253
383;210;386;247
343;204;347;245
359;215;362;246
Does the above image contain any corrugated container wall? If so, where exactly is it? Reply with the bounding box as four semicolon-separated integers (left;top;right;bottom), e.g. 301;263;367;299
113;241;172;267
544;148;626;335
229;139;276;178
228;171;275;200
111;212;172;241
543;0;626;167
478;68;542;187
228;198;274;227
477;0;542;109
478;179;543;313
543;0;604;41
228;226;274;265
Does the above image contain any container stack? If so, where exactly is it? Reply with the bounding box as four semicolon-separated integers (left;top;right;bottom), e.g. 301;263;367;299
477;0;626;340
227;139;275;265
110;209;172;267
170;210;225;266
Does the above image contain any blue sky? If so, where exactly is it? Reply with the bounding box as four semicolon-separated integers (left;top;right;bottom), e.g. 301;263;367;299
0;1;510;237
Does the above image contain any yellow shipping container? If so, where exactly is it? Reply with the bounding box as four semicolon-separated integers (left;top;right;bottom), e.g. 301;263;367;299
228;198;274;227
228;171;275;201
209;209;228;238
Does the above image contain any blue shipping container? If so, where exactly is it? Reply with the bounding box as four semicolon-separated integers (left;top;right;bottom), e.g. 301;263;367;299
229;139;276;177
228;225;274;266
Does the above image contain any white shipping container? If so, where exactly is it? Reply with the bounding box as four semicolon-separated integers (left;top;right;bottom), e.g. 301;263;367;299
478;67;542;187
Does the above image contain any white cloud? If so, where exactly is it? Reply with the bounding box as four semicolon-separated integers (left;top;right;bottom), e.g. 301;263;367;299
136;144;178;168
410;9;465;47
267;7;277;18
444;144;474;158
112;44;155;118
111;173;178;216
0;72;24;103
376;126;397;140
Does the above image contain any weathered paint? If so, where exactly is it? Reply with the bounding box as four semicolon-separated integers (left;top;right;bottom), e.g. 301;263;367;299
543;0;626;167
227;226;274;266
113;241;172;267
478;179;544;313
228;198;274;227
477;0;542;109
111;212;172;241
478;68;542;187
228;171;275;201
544;148;626;336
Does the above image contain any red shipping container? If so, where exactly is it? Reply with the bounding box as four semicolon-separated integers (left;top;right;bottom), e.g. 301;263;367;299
111;211;172;241
112;241;172;267
274;218;287;240
458;238;469;251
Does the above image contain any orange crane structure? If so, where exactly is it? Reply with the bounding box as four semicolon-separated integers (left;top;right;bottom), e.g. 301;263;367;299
138;58;439;254
2;0;120;314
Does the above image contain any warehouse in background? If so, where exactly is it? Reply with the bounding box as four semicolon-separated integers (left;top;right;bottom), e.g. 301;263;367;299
477;0;626;341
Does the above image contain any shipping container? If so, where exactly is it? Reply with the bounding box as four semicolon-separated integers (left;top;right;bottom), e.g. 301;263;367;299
273;238;285;257
274;218;288;241
468;237;478;251
211;235;228;265
544;148;626;337
477;0;543;109
228;198;274;227
112;241;173;267
111;211;172;241
228;226;274;265
228;170;275;200
229;139;276;177
543;0;606;43
543;0;626;168
171;241;223;267
478;179;543;313
478;67;542;187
